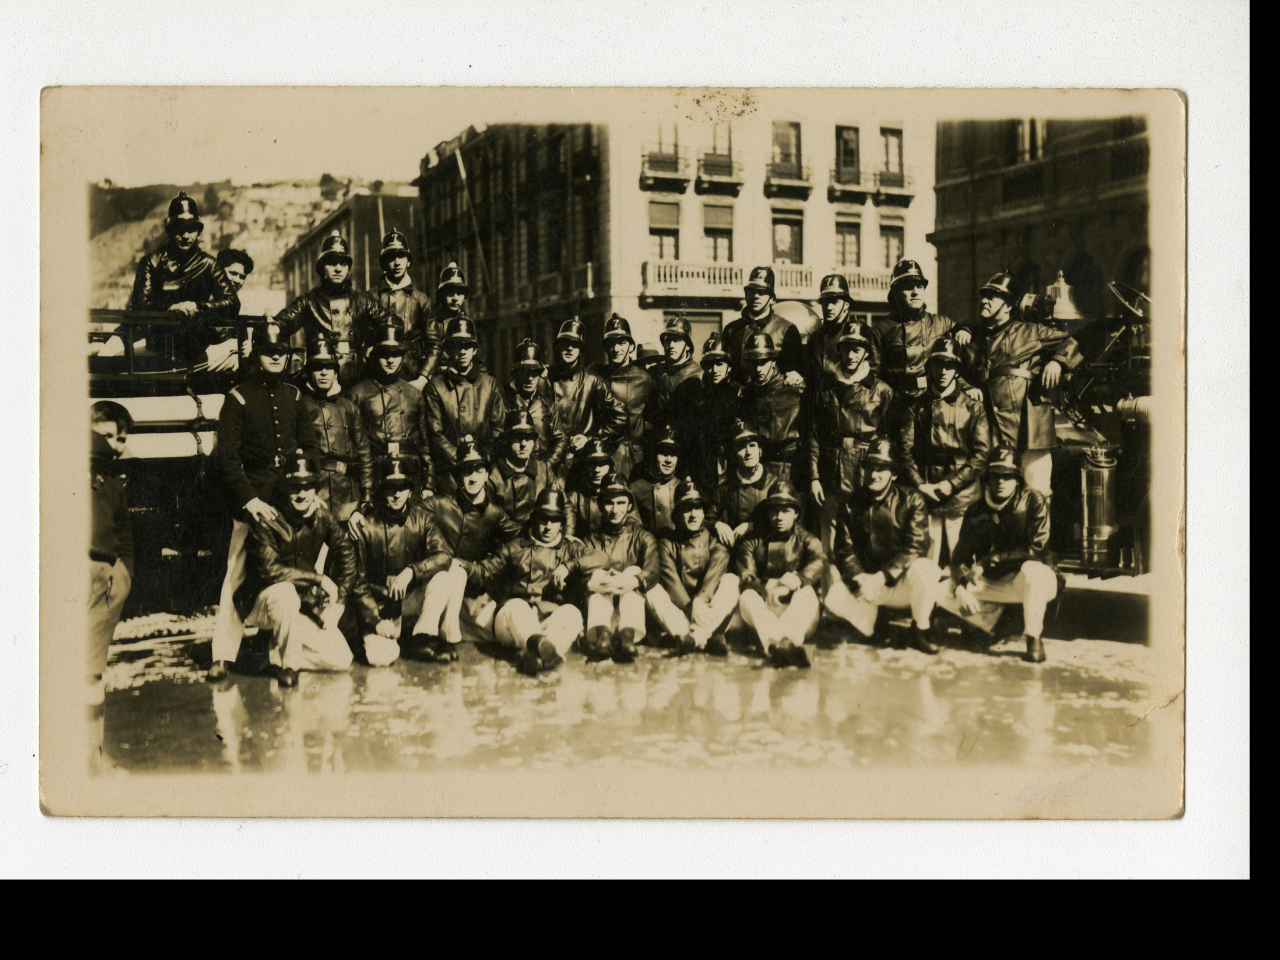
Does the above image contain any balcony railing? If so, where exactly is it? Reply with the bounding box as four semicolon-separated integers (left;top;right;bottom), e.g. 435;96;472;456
773;264;814;295
831;164;862;187
764;161;814;199
642;260;744;298
536;272;564;302
571;262;595;298
640;146;691;192
695;151;744;196
874;170;909;189
838;269;892;295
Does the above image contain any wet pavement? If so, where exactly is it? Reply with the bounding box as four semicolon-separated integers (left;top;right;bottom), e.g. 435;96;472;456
102;580;1155;772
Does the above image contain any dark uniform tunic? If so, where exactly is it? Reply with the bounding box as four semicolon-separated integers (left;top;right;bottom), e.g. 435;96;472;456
898;385;993;520
652;355;705;451
217;371;321;512
832;482;930;586
275;280;398;388
374;277;442;385
689;378;740;493
91;459;134;573
299;383;360;522
129;244;239;361
350;374;432;502
721;308;807;385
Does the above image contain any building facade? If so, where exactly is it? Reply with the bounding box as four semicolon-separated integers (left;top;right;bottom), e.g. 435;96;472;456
414;101;934;375
279;191;427;302
927;117;1150;326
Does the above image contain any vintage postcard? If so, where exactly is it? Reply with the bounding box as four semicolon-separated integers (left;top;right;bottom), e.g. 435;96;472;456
40;87;1185;818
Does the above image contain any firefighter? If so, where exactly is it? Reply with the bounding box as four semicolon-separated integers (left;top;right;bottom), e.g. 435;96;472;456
298;336;360;523
349;323;432;533
547;316;626;481
809;272;857;379
235;454;357;688
502;338;568;472
582;471;661;663
203;248;254;381
565;438;616;539
208;321;320;682
431;261;471;332
715;418;777;549
375;228;442;391
595;313;655;482
690;331;737;494
127;190;238;363
489;409;560;527
647;477;738;657
629;424;683;539
720;266;808;386
871;258;976;432
651;314;704;451
807;318;894;550
274;230;398;388
946;445;1061;663
424;315;505;495
736;332;807;484
343;457;437;667
971;271;1071;502
824;437;944;654
468;489;606;676
899;335;993;565
733;482;826;668
410;437;522;662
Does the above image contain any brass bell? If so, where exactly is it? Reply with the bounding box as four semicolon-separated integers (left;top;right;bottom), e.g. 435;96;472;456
1047;270;1083;322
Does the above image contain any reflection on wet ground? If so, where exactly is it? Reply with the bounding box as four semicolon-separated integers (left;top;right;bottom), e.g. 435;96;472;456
103;584;1154;772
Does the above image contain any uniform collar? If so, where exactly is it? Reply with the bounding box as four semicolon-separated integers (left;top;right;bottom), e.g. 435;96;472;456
382;274;414;292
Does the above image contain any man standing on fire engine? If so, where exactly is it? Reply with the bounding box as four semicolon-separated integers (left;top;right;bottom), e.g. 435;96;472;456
375;228;442;391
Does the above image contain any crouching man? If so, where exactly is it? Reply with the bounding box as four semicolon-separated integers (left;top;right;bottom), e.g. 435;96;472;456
824;437;944;655
469;489;605;676
647;478;738;657
236;455;357;688
343;458;437;666
582;472;660;663
734;482;826;668
945;445;1060;663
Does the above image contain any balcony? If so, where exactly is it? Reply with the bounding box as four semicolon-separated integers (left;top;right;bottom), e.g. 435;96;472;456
838;268;893;301
571;262;595;299
640;146;691;193
828;165;871;204
695;151;744;196
536;272;564;303
773;264;814;297
641;260;744;298
870;169;915;208
764;161;814;200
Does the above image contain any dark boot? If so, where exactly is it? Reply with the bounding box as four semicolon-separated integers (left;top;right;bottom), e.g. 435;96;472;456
789;641;811;668
276;667;299;688
769;640;797;667
613;628;638;663
705;630;729;657
428;637;459;663
533;635;563;672
676;633;697;656
1022;634;1046;663
583;626;612;662
207;660;231;682
908;623;939;655
516;640;542;677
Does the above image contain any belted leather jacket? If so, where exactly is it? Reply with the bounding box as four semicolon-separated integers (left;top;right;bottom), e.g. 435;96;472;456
350;373;432;499
299;382;360;521
832;482;930;586
869;309;968;398
951;484;1057;581
488;457;559;527
807;366;894;495
348;500;438;630
503;380;569;470
236;498;356;618
584;518;661;590
721;308;806;385
733;526;827;596
275;280;397;387
422;489;521;574
629;470;681;539
547;360;626;446
424;363;506;475
653;355;704;440
975;319;1070;451
715;467;775;530
470;534;605;610
737;369;807;473
596;361;655;462
374;277;442;384
899;385;993;519
218;370;321;511
657;527;732;609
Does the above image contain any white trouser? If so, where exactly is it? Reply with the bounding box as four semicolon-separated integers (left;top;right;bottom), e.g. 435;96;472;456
1022;449;1053;500
968;560;1058;638
738;584;820;648
493;598;584;656
926;514;965;564
211;518;251;663
247;582;353;672
412;567;497;643
823;556;943;637
646;574;741;646
586;590;647;635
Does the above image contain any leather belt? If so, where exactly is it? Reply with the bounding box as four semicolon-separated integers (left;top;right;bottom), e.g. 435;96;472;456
243;455;286;470
321;458;351;475
990;365;1033;380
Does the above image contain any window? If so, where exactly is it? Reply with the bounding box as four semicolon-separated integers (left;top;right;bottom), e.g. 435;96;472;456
711;123;732;156
881;128;904;186
703;204;733;262
836;217;861;268
649;201;680;260
665;311;722;354
836;126;860;184
772;121;802;176
880;224;904;269
772;210;803;264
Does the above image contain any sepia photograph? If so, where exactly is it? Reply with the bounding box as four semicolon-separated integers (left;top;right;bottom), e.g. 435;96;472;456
40;86;1185;819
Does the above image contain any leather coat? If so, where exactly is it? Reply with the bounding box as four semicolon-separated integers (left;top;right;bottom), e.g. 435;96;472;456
975;319;1070;451
350;374;432;499
424;364;506;477
547;361;626;447
420;489;521;576
715;468;775;529
374;277;442;384
690;377;739;489
832;482;930;585
470;534;605;610
347;500;437;631
899;385;993;519
951;485;1056;579
503;380;569;470
300;383;360;521
807;314;853;381
807;367;894;495
584;518;661;590
488;457;559;527
657;527;732;609
218;370;321;511
565;476;607;540
721;308;806;384
733;526;827;596
236;498;356;619
629;470;681;539
595;361;655;478
653;355;704;442
869;310;966;398
275;281;397;388
129;245;238;359
737;369;807;480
